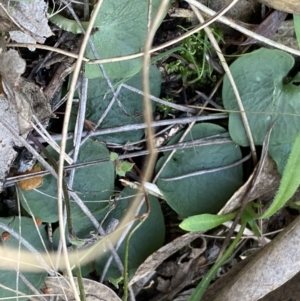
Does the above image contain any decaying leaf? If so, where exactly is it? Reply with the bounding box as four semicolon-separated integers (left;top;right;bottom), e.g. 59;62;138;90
201;215;300;301
0;49;52;134
0;95;25;191
219;124;277;214
2;79;33;135
0;48;52;192
129;232;203;286
0;49;25;87
0;4;20;32
260;271;300;301
219;155;280;214
241;10;288;46
19;77;52;123
257;0;300;14
0;0;52;46
44;277;122;301
158;237;206;300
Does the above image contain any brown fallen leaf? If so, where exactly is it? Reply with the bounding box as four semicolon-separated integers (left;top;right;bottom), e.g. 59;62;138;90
129;232;203;286
0;94;27;191
0;47;51;192
163;239;206;300
44;277;122;301
241;10;288;46
201;215;300;301
0;49;25;87
219;154;280;214
257;0;300;14
219;124;278;215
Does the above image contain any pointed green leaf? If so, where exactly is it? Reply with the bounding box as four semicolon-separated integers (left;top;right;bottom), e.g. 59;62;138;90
293;14;300;49
261;131;300;218
180;212;237;232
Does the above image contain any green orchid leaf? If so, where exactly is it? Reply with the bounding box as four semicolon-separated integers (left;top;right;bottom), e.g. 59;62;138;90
180;212;237;232
0;217;48;300
19;139;114;228
262;131;300;218
156;123;243;217
85;0;168;79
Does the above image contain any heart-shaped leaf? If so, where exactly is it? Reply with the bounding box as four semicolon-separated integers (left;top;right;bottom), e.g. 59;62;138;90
223;48;300;147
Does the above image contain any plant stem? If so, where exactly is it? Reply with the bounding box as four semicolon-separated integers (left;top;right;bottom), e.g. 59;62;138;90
73;246;86;301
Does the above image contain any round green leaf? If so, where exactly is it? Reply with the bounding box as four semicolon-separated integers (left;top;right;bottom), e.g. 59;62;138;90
85;0;168;79
0;217;48;300
94;187;165;280
19;139;114;224
223;48;300;147
73;66;161;144
155;123;243;217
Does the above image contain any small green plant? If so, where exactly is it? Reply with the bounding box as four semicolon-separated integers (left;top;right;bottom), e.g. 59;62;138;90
165;27;223;84
156;96;177;117
110;152;134;177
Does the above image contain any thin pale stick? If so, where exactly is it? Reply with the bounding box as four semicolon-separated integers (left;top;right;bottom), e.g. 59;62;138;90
116;0;188;243
191;5;257;163
160;153;251;181
6;137;232;186
186;0;300;58
0;118;57;178
48;113;228;142
6;0;240;66
122;83;197;114
7;43;87;60
56;1;105;300
31;118;73;165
